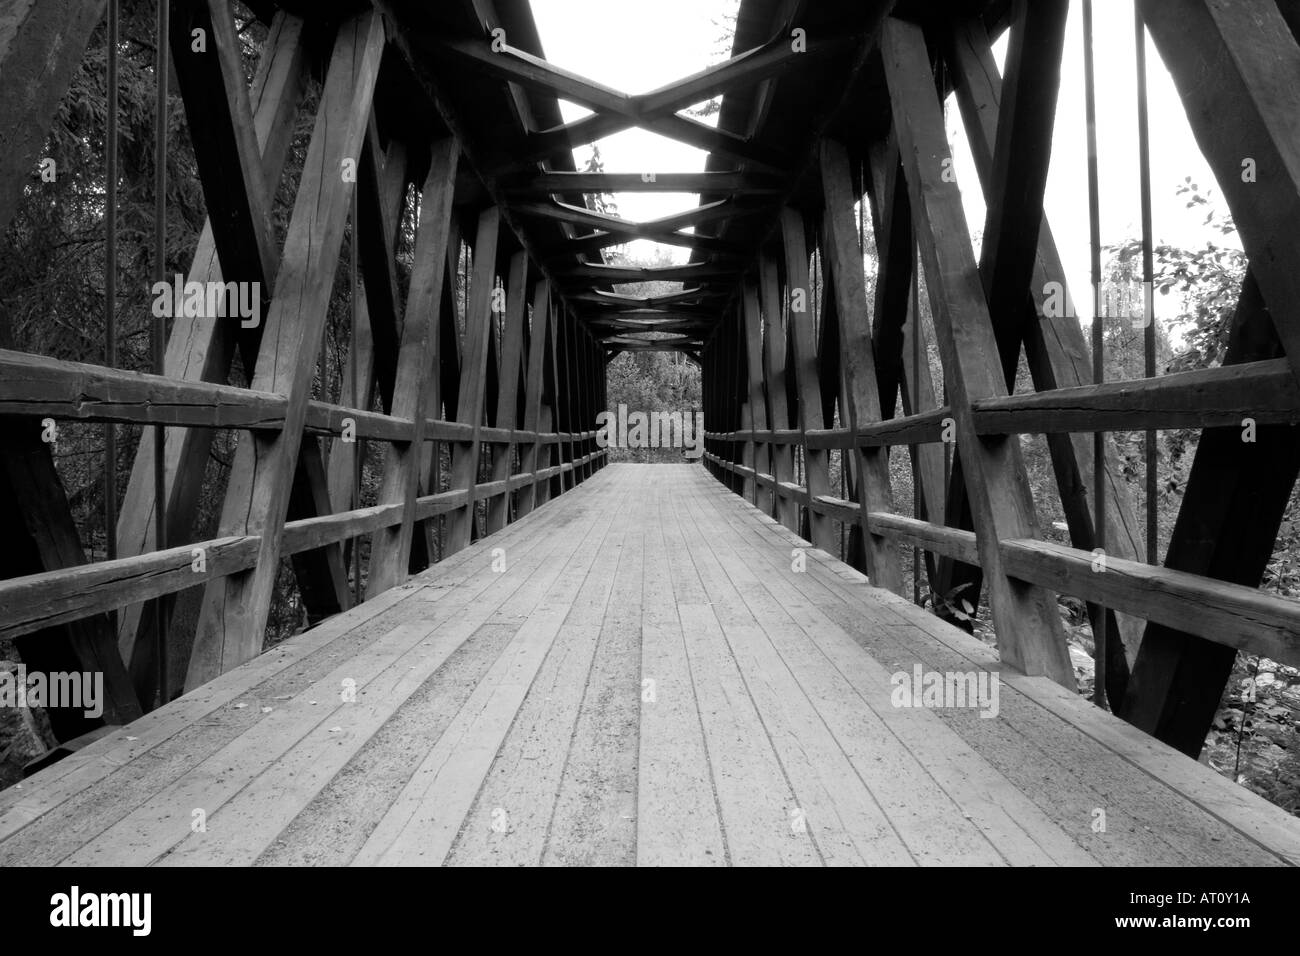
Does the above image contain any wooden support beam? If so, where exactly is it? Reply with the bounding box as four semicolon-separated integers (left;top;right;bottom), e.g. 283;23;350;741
114;10;309;701
1;419;142;740
285;437;350;623
517;278;552;518
444;206;502;554
485;251;530;533
973;358;1300;433
759;255;798;531
820;139;903;592
780;208;835;552
171;0;277;290
366;138;458;596
1121;273;1300;755
1001;537;1300;672
187;12;385;690
865;135;947;583
883;16;1073;685
740;281;774;514
977;0;1069;384
0;0;104;235
558;262;738;285
0;534;261;643
0;350;287;427
1139;0;1300;387
508;171;783;195
355;124;410;413
493;31;839;174
556;226;746;260
942;15;1149;684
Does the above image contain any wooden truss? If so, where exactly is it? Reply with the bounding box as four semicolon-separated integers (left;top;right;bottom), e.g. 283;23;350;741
0;0;1298;765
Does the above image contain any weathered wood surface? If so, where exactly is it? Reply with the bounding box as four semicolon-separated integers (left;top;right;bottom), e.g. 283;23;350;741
187;12;386;690
2;465;1295;867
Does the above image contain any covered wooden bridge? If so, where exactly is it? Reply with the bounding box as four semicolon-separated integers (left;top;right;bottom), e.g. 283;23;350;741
0;0;1298;865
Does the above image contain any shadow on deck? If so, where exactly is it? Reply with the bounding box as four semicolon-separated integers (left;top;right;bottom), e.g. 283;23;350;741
1;464;1297;866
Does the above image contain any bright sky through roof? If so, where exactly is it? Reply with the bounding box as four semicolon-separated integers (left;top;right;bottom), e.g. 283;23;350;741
531;0;1238;330
531;0;738;263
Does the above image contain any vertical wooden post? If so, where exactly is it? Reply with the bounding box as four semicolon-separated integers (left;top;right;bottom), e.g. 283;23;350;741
517;277;551;517
780;207;836;551
445;206;502;555
759;255;798;530
820;139;904;593
485;251;529;532
367;138;459;595
882;16;1073;685
116;12;308;694
187;13;386;689
542;298;562;502
741;280;773;512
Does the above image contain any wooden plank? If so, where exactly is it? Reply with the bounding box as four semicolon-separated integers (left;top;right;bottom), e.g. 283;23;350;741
635;487;726;866
859;582;1299;865
283;503;403;555
354;485;626;866
867;512;981;566
882;17;1073;685
820;140;903;592
1000;538;1300;670
444;207;501;554
0;480;586;855
0;536;261;641
672;492;917;865
680;483;1073;865
366;138;459;596
95;491;590;866
699;476;1276;866
542;499;642;865
187;12;386;690
972;358;1300;434
674;601;820;865
0;349;287;428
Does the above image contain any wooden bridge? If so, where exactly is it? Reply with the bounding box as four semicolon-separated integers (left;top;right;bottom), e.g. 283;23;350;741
1;0;1299;866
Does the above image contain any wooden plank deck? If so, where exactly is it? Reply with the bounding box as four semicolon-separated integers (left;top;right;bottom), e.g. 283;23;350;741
1;463;1297;866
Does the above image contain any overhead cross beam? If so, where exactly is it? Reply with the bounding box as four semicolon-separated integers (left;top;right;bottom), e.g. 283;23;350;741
505;171;783;195
523;197;756;261
433;31;852;174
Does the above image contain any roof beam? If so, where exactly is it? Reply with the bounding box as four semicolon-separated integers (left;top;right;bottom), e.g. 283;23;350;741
558;263;739;284
506;171;783;195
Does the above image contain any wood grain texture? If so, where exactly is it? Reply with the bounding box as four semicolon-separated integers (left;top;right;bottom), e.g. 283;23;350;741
4;465;1295;866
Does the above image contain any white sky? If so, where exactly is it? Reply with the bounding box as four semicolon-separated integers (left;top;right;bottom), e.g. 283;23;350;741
530;0;1238;313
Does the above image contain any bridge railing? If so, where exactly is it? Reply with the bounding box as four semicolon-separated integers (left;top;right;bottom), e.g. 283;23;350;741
701;4;1300;759
0;338;604;643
